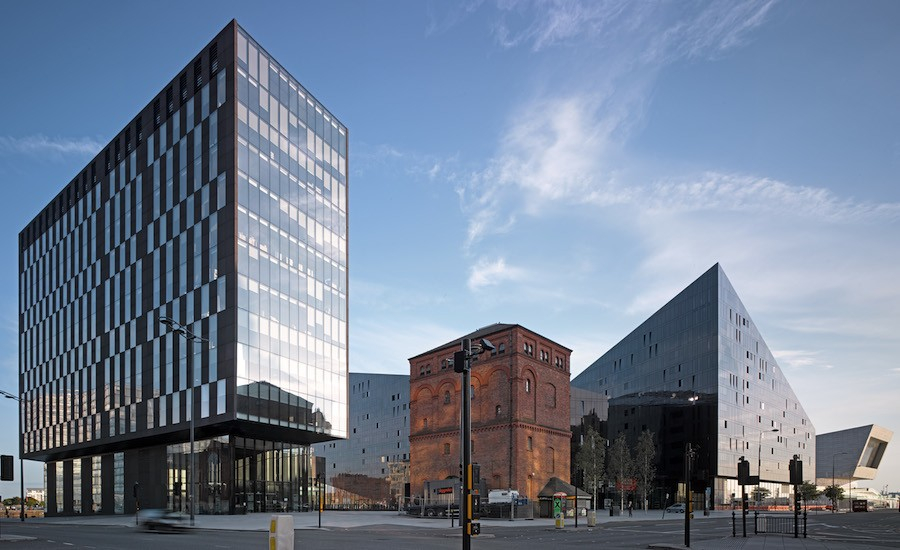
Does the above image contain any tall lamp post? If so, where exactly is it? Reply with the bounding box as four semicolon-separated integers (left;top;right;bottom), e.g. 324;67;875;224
160;316;210;527
756;429;779;506
0;390;26;522
831;452;847;513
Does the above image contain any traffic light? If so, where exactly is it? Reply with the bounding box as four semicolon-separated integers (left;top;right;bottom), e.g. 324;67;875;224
0;455;13;481
453;351;466;373
737;457;750;485
789;457;803;486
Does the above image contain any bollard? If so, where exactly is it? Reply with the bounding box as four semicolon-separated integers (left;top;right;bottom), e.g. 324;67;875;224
269;514;294;550
587;509;596;528
732;511;736;537
555;512;564;529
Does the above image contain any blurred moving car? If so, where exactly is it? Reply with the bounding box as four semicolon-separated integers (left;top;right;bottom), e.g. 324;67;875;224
665;503;686;513
138;509;188;531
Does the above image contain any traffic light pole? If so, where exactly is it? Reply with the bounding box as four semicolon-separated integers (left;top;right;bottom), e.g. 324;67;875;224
684;444;694;548
454;337;492;550
460;338;472;550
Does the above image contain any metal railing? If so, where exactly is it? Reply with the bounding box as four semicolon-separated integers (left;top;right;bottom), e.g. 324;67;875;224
732;511;807;538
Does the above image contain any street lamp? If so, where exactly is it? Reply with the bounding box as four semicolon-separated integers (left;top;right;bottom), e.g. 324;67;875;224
159;316;210;527
0;389;26;522
832;452;848;513
756;429;779;507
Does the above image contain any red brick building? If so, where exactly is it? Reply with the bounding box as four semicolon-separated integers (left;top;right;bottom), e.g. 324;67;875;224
408;324;572;502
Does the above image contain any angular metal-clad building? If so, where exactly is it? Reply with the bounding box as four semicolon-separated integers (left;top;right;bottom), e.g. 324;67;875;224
571;264;815;509
18;20;348;516
815;425;892;488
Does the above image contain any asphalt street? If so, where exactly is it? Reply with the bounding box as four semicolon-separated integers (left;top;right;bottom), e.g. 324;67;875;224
0;509;896;549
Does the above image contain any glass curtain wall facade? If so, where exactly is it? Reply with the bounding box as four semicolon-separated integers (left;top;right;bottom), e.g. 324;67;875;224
18;20;347;516
571;264;815;509
234;26;348;437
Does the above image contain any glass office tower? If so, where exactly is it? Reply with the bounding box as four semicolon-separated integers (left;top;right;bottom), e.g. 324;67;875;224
571;264;815;509
18;20;348;516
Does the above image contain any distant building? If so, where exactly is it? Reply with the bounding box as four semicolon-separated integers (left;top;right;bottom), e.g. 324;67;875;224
26;488;46;504
409;324;572;503
571;264;815;509
815;425;892;488
18;20;348;516
312;373;410;508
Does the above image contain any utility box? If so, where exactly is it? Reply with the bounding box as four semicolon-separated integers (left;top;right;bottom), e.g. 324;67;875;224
269;514;294;549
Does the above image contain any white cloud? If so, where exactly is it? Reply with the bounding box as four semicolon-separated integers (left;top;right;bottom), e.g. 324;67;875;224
468;257;527;290
0;134;102;157
771;349;834;371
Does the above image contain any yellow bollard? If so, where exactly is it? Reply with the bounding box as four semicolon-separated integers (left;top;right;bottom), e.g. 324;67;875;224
269;514;294;549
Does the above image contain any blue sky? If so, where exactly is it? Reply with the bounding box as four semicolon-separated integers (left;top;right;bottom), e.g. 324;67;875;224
1;1;898;495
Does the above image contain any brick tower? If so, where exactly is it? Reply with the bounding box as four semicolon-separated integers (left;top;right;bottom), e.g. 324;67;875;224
408;324;571;502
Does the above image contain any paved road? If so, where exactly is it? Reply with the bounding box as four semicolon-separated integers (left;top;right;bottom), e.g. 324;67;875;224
0;509;896;549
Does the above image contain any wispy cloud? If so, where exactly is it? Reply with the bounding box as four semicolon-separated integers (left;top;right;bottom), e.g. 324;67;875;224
492;0;633;52
644;173;900;223
0;134;102;158
772;349;834;371
468;257;527;290
488;1;775;56
457;1;785;245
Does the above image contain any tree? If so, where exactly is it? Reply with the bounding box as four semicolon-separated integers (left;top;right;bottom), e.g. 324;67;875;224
575;427;606;510
799;481;821;508
607;433;633;510
823;485;844;510
751;487;771;502
634;430;656;510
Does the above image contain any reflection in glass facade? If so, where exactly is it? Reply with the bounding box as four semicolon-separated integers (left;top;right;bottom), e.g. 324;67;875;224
571;264;815;509
312;374;410;508
18;21;347;516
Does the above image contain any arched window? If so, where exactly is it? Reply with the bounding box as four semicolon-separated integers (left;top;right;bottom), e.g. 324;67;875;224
525;379;531;393
495;405;501;417
498;343;506;354
443;391;451;404
443;443;450;455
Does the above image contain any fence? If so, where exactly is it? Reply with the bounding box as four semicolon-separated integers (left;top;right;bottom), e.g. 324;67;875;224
732;511;807;538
